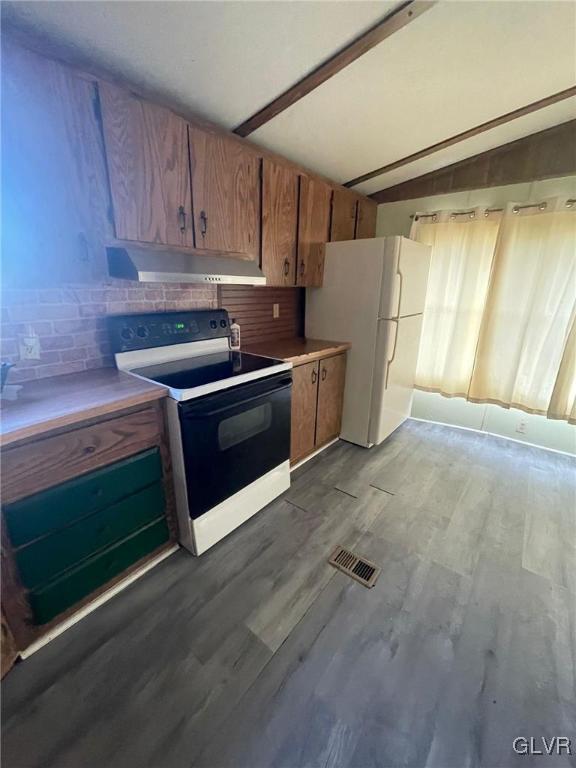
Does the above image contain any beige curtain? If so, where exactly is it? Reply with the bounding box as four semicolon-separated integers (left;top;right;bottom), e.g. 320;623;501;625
410;208;500;397
468;199;576;415
548;311;576;424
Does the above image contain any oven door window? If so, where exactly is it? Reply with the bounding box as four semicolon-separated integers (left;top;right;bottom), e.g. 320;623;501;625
218;403;272;451
179;374;291;519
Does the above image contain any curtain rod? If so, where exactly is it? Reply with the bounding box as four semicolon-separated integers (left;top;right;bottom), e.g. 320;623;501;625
410;199;576;221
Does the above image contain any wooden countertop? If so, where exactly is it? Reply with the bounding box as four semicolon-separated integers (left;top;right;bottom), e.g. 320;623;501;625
245;338;351;366
0;368;167;448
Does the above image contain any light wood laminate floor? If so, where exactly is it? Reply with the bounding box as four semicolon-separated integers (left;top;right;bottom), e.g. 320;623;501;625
2;420;575;768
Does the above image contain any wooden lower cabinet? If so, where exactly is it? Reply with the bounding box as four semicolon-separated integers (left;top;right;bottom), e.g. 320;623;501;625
0;402;176;659
316;354;347;446
290;361;319;464
290;352;347;465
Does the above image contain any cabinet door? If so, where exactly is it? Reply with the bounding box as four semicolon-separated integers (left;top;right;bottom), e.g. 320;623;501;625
355;197;378;239
297;176;332;287
99;83;193;247
290;361;319;464
188;126;260;259
330;189;358;242
262;160;298;285
315;354;347;447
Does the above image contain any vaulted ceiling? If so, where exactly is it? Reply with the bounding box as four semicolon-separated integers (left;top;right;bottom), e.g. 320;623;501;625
3;1;575;197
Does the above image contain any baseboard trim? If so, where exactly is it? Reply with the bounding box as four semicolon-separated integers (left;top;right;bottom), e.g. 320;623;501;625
290;438;340;471
20;544;179;659
409;417;575;458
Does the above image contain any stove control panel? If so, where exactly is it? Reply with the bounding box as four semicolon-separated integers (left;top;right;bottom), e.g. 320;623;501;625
109;310;230;353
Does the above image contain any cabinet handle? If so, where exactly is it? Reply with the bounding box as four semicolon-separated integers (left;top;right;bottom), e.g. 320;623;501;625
299;260;305;277
321;367;327;381
199;210;208;237
311;368;317;384
283;259;290;277
178;206;187;233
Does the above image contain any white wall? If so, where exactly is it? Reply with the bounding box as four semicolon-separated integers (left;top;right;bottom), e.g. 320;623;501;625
411;390;576;455
377;175;576;456
376;175;576;237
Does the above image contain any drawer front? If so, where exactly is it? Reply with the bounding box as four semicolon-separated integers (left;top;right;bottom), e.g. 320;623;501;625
2;407;161;505
15;482;166;589
29;518;170;625
4;448;162;548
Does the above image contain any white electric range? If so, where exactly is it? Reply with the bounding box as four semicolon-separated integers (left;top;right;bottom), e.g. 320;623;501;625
109;309;292;555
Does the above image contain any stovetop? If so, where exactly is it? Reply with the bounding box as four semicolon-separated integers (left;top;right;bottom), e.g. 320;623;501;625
111;310;292;401
131;350;284;391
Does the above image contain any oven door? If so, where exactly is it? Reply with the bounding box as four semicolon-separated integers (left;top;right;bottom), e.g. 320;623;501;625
178;372;292;519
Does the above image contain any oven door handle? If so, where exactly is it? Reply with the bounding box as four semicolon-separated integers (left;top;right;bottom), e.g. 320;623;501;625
181;381;292;420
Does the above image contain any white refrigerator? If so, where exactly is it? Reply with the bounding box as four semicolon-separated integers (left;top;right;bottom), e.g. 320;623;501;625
306;236;431;448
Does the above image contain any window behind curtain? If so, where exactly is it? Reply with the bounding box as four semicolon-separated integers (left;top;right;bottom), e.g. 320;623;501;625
411;199;576;421
411;209;500;397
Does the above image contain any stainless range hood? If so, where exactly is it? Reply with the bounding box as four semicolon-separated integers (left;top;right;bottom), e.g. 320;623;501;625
107;244;266;286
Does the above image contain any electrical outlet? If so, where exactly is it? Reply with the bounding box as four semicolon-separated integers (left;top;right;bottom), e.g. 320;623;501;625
273;303;280;319
19;334;41;360
516;419;527;435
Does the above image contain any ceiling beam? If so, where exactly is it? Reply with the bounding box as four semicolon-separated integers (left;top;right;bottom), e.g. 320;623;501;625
369;119;576;203
344;86;576;188
233;0;436;138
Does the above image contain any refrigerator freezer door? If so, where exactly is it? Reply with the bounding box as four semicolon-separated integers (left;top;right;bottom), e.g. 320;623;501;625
368;314;423;446
379;237;431;319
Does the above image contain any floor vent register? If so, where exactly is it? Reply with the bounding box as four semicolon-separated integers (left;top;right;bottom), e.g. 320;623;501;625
328;545;381;588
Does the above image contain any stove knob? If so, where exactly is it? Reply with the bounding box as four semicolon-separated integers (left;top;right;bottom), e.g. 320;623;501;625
220;319;227;328
121;327;135;340
209;320;218;329
136;326;149;338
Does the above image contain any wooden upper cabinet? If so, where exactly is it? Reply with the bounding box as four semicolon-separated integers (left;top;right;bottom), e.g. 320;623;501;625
355;197;378;239
261;160;298;286
290;361;319;464
98;83;193;247
297;176;332;287
330;189;358;242
315;354;347;446
188;127;260;259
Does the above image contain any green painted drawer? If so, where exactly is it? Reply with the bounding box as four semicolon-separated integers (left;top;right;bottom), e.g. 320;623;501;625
4;448;162;547
29;517;170;625
15;481;166;590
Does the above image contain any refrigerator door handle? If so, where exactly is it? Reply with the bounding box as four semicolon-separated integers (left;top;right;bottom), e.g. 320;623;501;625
396;269;404;318
385;319;399;389
384;320;398;389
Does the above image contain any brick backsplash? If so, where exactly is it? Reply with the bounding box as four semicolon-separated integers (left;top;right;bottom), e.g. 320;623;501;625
1;282;218;382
